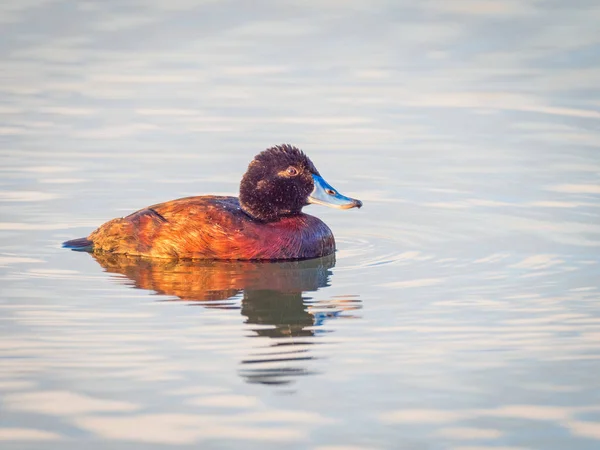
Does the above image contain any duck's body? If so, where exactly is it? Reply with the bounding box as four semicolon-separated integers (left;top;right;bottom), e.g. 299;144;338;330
78;196;334;260
64;144;361;261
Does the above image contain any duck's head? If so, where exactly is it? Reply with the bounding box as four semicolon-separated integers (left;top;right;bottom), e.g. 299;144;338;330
239;144;362;222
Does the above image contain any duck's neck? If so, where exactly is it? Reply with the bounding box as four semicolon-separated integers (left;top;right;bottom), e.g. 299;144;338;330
240;202;301;222
238;194;303;222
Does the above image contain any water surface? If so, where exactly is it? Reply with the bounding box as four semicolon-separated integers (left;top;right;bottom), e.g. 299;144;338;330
1;0;600;448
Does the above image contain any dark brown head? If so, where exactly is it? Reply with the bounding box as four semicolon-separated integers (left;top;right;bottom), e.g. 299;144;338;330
239;144;362;222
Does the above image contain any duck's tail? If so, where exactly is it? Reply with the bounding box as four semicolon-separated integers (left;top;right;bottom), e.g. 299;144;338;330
62;237;94;252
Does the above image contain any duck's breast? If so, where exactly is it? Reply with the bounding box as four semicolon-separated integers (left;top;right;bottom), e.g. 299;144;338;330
239;213;335;260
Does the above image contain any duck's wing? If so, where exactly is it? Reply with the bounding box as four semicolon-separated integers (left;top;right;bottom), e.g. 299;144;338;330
88;196;241;258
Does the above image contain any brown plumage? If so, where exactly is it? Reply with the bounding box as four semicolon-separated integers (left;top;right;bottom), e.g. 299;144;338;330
87;196;334;260
63;144;362;260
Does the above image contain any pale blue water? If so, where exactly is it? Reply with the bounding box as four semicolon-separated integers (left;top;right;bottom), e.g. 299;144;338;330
1;0;600;449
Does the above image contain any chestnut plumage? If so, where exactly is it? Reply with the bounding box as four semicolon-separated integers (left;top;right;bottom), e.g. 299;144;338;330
63;144;362;260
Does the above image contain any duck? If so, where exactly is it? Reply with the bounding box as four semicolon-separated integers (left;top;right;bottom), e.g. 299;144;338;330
63;144;362;260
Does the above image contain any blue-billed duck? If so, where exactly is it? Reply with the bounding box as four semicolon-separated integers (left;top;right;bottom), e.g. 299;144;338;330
63;144;362;260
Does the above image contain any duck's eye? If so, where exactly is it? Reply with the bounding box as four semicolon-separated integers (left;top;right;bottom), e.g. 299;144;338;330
286;166;299;176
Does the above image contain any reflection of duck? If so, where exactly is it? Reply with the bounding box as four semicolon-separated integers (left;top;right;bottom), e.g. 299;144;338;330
92;252;361;386
93;252;335;301
64;145;362;260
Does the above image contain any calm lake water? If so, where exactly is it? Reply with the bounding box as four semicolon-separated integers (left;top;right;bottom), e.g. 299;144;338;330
1;1;600;449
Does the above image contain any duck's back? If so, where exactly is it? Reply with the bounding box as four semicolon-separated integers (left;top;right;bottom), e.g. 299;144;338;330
81;196;335;260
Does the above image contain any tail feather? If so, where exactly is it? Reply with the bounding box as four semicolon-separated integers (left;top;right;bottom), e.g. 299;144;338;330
62;237;94;252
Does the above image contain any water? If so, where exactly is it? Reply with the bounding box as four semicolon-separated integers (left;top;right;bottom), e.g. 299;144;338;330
1;0;600;448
